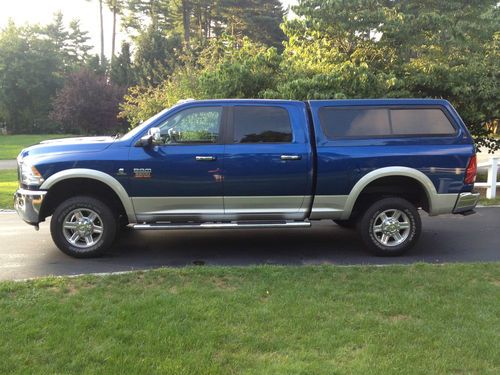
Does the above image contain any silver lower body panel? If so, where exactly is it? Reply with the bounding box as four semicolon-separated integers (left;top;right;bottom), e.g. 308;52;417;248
132;195;311;222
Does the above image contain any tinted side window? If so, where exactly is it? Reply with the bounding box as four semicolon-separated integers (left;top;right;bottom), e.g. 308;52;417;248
158;107;222;144
319;107;456;139
390;109;455;135
319;108;391;138
233;106;292;143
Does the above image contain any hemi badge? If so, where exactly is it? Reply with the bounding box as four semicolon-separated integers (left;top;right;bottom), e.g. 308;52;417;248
133;168;152;179
116;168;127;176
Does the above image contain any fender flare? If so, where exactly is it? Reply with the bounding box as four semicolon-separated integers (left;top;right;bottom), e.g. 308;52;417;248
40;168;136;223
341;167;442;220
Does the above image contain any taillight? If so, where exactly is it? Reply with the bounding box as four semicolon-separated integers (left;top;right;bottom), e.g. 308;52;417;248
464;154;477;185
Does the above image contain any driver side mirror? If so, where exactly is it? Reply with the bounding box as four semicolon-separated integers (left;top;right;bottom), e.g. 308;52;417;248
135;127;162;147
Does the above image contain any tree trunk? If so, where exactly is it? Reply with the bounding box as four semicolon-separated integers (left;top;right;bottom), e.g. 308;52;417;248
99;0;105;64
182;0;190;47
111;1;117;62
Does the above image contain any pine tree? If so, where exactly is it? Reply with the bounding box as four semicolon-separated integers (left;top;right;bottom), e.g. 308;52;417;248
67;20;93;66
110;42;135;86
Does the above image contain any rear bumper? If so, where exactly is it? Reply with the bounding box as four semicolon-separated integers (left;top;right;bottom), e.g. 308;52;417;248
453;192;480;214
14;188;47;225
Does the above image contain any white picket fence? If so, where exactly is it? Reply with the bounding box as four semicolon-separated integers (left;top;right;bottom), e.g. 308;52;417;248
476;157;499;199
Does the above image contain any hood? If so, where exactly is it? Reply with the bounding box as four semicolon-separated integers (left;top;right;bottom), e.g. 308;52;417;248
39;136;114;145
18;136;115;160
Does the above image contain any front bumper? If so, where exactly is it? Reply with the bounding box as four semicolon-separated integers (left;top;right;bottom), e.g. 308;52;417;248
14;188;47;225
453;192;480;214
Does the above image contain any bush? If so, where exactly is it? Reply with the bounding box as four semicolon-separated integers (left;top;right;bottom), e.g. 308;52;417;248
50;69;127;135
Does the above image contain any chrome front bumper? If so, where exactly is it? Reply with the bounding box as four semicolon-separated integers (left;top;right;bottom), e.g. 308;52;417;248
453;192;480;214
14;188;47;225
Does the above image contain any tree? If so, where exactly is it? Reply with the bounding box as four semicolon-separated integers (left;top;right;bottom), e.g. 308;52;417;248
219;0;285;49
198;36;281;98
99;0;105;64
86;0;106;65
132;25;183;86
279;0;500;150
120;36;281;126
110;42;135;86
67;20;93;66
86;54;108;76
107;0;498;151
105;0;124;61
45;12;69;54
0;21;64;133
50;69;126;134
121;0;173;33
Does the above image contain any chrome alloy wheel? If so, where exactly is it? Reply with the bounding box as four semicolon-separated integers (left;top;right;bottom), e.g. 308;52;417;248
372;209;411;247
62;208;104;249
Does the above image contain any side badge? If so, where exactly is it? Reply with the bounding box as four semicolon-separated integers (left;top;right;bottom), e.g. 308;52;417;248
133;168;152;179
116;168;127;176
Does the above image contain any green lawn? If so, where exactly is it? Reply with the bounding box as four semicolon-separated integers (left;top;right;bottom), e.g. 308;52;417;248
0;263;498;374
0;169;16;209
0;134;74;159
480;197;500;206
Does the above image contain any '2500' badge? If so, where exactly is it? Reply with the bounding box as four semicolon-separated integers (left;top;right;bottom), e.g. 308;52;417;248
133;168;152;179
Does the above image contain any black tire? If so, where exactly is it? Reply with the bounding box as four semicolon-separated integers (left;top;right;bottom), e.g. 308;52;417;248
333;218;357;229
118;215;132;232
357;197;421;256
50;196;117;258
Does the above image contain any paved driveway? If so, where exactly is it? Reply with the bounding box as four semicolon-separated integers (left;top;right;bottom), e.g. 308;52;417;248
1;207;499;281
0;160;16;170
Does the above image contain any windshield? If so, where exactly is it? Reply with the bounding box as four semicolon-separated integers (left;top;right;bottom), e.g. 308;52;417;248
119;107;172;142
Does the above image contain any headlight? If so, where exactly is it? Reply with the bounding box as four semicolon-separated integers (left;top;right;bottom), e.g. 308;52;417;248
20;162;44;187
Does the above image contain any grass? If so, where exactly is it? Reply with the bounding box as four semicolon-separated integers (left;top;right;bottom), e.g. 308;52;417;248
0;263;498;374
0;169;17;209
479;197;500;206
477;171;500;183
0;134;74;159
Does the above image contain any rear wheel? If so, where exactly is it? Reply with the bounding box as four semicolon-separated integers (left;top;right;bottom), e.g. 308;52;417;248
358;197;421;256
50;196;117;258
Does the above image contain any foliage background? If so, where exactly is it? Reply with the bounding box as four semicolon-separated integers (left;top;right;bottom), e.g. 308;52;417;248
0;0;498;149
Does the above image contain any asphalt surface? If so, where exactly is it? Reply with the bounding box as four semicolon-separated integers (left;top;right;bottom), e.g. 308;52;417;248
0;207;499;280
0;160;16;170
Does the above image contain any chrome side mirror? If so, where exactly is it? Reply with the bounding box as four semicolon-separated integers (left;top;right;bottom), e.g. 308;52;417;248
148;127;161;143
135;127;162;147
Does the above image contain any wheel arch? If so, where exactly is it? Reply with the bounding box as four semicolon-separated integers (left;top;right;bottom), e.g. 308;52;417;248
341;167;439;220
39;169;136;223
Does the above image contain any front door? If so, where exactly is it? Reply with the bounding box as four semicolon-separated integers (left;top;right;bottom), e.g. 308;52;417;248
222;103;313;220
128;106;225;222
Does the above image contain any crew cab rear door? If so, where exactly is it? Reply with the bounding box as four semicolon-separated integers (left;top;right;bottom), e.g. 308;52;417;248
222;102;313;220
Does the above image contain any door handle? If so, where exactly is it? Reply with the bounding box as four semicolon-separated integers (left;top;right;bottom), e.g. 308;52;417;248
195;155;217;161
280;154;302;160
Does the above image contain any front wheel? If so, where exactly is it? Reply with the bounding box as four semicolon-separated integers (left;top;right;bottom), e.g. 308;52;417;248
358;197;421;256
50;196;117;258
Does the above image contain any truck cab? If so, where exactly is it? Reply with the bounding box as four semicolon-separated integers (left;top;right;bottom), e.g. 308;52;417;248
14;99;479;258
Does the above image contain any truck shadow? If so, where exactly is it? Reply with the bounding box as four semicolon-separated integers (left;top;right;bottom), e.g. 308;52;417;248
105;220;443;266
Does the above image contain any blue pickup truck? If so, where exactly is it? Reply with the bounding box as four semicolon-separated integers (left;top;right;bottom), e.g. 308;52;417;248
14;99;479;258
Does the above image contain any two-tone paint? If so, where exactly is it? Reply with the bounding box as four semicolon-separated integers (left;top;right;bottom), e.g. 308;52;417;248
16;99;477;226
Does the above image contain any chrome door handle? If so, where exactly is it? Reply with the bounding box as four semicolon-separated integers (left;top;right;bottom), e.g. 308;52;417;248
280;154;302;160
195;155;216;161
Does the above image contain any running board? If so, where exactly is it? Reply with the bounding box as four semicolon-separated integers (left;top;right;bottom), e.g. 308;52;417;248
132;221;311;231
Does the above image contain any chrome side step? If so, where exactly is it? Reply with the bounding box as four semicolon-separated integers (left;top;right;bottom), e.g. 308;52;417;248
132;221;311;231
